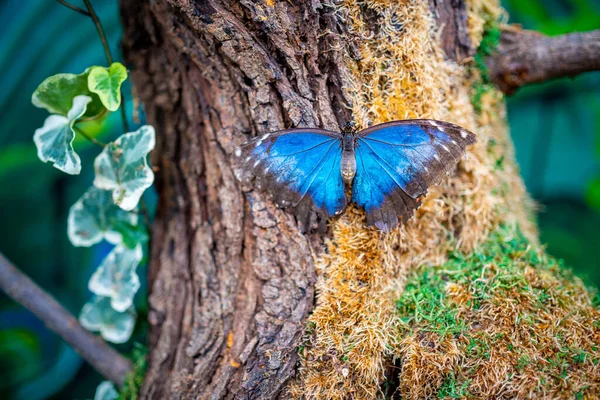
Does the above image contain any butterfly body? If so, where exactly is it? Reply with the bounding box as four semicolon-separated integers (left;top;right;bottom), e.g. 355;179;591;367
235;120;476;231
340;133;357;184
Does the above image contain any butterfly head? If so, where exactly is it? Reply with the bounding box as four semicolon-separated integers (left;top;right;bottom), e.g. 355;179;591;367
342;121;357;134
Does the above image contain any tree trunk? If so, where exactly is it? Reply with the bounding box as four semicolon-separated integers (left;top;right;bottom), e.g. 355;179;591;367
121;1;352;397
120;1;599;399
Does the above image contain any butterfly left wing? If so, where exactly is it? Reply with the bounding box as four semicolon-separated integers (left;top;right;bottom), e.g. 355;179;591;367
234;128;347;230
352;120;476;230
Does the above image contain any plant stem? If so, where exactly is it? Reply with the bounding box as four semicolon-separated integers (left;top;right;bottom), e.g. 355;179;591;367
83;0;112;65
56;0;90;17
75;126;106;147
0;252;132;386
81;0;130;133
140;197;151;230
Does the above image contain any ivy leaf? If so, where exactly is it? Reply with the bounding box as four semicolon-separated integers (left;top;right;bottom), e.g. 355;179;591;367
33;95;90;175
31;70;105;118
79;295;136;344
89;245;142;312
114;220;149;249
94;125;155;211
94;381;118;400
68;186;138;247
88;62;128;112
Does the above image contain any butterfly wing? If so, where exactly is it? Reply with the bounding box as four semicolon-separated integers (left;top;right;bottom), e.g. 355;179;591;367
235;128;347;230
352;120;476;230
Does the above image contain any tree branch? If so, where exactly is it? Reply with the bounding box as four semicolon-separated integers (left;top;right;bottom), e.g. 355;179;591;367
487;27;600;94
0;252;132;386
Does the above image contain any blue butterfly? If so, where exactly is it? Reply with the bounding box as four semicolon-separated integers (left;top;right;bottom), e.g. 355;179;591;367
235;120;476;231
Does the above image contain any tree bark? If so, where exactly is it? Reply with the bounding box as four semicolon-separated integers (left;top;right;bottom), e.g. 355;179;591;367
487;27;600;94
119;0;505;398
121;1;353;398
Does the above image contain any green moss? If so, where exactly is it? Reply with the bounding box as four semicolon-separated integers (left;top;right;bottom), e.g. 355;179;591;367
395;226;600;397
396;269;467;336
118;343;147;400
437;372;471;399
396;226;565;336
470;21;501;114
516;355;529;372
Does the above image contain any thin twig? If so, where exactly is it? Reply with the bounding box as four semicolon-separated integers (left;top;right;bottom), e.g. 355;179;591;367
487;27;600;94
56;0;90;17
81;0;130;132
75;126;107;147
83;0;113;65
140;197;151;230
0;252;132;386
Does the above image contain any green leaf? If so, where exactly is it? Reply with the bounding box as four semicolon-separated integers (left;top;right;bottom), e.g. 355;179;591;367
94;125;155;211
89;244;142;312
88;62;128;112
585;178;600;211
79;295;136;344
114;220;149;249
68;186;138;247
33;95;91;175
95;381;118;400
31;70;105;118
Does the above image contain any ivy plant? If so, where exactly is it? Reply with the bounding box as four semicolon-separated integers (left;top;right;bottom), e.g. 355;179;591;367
32;61;154;344
31;0;155;396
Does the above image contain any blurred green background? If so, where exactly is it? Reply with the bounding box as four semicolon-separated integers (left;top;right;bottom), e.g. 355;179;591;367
0;0;598;399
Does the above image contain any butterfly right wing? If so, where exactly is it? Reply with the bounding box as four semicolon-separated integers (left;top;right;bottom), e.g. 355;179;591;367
352;120;476;230
234;129;347;230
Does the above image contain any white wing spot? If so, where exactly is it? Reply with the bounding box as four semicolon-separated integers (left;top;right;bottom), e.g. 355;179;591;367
253;160;260;168
434;154;441;161
264;166;270;174
262;133;270;140
460;130;468;138
451;140;458;146
235;148;242;157
245;156;251;163
441;145;450;152
430;121;440;128
255;139;263;148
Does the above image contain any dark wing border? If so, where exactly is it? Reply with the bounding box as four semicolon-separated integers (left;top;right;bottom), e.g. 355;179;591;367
356;119;476;145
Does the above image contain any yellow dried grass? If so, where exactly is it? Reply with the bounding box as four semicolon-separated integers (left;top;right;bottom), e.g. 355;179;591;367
285;0;566;398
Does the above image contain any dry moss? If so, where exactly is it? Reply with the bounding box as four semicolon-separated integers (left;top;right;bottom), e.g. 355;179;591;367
395;227;600;399
286;0;573;398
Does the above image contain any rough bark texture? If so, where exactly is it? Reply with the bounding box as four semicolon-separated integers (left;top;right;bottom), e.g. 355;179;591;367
428;0;473;62
488;27;600;94
121;1;352;398
120;0;470;398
